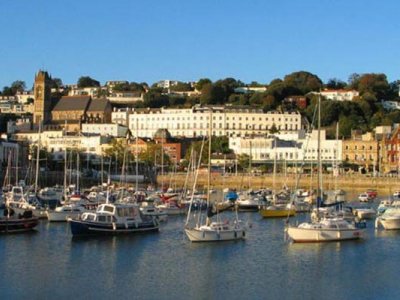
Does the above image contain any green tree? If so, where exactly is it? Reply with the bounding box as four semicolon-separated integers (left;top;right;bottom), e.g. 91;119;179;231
77;76;100;88
143;90;169;107
11;80;26;93
169;82;193;92
325;78;347;89
357;73;390;100
200;83;226;104
237;154;250;172
139;143;171;167
195;78;212;91
103;138;133;164
283;71;323;94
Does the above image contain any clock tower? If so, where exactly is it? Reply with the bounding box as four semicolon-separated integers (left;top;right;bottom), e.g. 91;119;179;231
33;70;52;125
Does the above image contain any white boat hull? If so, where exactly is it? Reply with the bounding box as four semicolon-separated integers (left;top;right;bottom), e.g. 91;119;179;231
185;227;246;242
46;210;82;222
377;217;400;230
287;227;363;242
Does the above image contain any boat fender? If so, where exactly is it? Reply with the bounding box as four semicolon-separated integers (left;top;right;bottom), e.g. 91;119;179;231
135;221;139;228
234;231;237;238
202;231;206;238
374;218;380;229
112;222;116;231
125;222;128;229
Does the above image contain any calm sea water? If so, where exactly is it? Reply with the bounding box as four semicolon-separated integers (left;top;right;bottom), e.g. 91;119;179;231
1;198;400;300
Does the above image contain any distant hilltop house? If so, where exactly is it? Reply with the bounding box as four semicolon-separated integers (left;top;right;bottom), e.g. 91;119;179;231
314;89;359;101
155;80;179;89
33;70;112;132
234;86;267;94
283;96;307;109
382;100;400;111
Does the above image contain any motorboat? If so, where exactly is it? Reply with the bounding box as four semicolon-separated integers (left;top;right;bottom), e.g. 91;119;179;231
140;202;168;222
375;207;400;230
0;208;39;233
69;203;159;236
287;217;364;242
185;219;246;242
354;208;376;220
259;203;296;218
46;204;87;222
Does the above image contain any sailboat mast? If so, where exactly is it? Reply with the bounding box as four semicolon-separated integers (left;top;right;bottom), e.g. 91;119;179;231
34;122;42;195
136;119;139;192
207;110;212;206
317;94;323;202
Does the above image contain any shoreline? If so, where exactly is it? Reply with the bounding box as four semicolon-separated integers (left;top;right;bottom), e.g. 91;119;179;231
157;173;400;194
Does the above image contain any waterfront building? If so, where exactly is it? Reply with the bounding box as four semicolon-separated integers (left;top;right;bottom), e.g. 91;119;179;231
382;126;400;173
125;105;304;138
13;129;110;161
229;129;341;165
342;131;380;173
81;123;128;137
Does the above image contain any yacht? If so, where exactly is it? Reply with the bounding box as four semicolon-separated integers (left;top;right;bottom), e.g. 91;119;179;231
69;203;159;236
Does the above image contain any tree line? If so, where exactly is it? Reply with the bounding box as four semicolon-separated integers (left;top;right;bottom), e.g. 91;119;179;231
2;71;399;137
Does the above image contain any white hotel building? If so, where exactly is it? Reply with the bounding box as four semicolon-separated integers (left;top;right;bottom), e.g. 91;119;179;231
229;130;342;164
116;105;304;138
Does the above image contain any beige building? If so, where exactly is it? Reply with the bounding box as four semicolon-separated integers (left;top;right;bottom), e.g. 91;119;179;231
342;132;380;171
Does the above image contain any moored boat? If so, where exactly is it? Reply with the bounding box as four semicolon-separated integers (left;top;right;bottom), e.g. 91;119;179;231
69;202;159;236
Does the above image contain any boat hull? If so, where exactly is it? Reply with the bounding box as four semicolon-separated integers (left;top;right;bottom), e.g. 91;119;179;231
12;207;47;219
377;218;400;230
287;227;363;242
259;209;296;218
0;217;39;233
47;211;82;222
185;227;245;242
69;219;159;236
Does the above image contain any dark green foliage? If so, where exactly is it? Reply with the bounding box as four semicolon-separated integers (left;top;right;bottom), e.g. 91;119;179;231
77;76;100;88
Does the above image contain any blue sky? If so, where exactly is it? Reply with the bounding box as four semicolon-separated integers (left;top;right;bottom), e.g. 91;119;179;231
1;0;399;89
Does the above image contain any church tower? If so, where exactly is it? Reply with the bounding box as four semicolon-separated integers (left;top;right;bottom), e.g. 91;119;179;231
33;70;52;125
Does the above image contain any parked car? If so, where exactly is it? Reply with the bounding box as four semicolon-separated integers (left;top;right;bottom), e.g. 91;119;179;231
366;189;378;199
358;193;372;202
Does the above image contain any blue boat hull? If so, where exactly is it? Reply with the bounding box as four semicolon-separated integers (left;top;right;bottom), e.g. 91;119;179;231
69;219;159;236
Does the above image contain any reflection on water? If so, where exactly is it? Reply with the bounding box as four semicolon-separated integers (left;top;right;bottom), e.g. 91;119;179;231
1;208;400;299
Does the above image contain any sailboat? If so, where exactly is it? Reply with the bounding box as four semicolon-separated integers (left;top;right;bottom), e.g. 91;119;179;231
286;95;364;242
259;137;296;218
184;110;247;242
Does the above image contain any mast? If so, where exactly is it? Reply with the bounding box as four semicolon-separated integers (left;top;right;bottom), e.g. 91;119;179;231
206;109;212;224
63;121;68;200
317;94;323;205
135;119;139;192
34;122;42;195
161;134;164;192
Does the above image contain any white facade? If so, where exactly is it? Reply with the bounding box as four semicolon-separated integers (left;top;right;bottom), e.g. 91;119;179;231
13;130;109;160
127;105;303;138
382;100;400;110
156;80;178;89
68;87;100;97
112;108;131;126
82;123;128;137
229;130;342;164
234;86;267;94
319;89;359;101
108;92;144;104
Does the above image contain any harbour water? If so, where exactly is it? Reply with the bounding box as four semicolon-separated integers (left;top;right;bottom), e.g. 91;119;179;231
1;197;400;299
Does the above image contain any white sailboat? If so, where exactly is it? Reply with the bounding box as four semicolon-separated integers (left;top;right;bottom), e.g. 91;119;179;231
184;110;247;242
286;95;364;243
